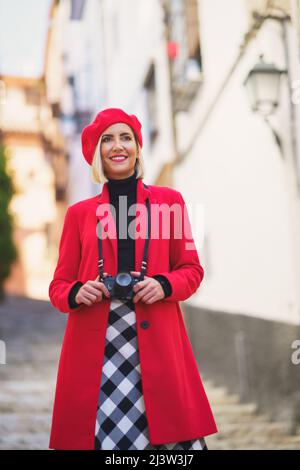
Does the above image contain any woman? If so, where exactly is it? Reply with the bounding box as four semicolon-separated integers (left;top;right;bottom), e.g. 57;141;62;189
48;107;218;450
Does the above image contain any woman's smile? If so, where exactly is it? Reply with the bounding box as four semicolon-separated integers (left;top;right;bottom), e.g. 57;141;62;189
109;155;128;163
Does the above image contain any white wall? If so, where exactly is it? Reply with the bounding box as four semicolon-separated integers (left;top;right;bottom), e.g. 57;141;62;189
173;0;300;325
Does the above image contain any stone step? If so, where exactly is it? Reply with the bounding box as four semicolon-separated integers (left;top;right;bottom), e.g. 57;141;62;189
0;432;50;450
211;402;258;415
1;380;55;392
205;387;240;405
208;430;300;447
0;394;53;413
0;365;57;382
258;433;300;445
213;413;270;424
0;379;55;414
214;421;288;439
0;413;51;434
206;438;300;450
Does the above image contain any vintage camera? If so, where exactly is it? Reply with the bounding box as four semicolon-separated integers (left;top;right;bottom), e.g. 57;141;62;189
103;272;141;300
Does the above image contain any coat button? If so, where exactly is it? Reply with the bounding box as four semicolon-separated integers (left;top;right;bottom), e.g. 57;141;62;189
140;320;150;329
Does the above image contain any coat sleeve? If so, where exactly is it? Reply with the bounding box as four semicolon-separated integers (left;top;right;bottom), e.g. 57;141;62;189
155;191;204;302
49;205;84;314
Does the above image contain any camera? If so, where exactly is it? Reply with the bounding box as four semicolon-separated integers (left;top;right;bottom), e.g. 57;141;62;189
103;272;141;300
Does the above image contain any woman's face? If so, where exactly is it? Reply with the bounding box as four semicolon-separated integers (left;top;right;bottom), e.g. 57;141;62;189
100;122;139;180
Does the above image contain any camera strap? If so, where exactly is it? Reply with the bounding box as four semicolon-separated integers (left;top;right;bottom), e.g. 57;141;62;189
97;198;151;283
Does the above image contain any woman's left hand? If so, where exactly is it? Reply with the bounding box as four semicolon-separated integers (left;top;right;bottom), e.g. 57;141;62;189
130;271;165;304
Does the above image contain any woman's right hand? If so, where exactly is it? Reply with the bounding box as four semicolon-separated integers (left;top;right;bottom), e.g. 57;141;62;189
75;274;110;306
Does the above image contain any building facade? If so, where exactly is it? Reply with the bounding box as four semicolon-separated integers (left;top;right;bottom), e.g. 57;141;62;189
0;0;68;299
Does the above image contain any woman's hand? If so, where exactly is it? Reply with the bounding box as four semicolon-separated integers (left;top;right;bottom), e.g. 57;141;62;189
130;271;165;304
75;273;110;307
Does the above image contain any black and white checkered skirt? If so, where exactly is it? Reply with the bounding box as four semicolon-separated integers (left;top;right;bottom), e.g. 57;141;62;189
95;298;207;450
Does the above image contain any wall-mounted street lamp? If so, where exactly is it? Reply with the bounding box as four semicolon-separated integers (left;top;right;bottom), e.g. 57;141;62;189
243;54;287;156
244;54;287;116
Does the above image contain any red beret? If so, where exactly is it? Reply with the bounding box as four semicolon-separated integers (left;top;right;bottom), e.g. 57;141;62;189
81;107;143;165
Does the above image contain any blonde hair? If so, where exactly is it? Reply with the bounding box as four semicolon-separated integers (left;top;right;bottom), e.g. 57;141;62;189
91;133;145;184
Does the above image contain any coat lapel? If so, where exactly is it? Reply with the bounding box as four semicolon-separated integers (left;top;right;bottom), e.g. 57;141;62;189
135;179;152;273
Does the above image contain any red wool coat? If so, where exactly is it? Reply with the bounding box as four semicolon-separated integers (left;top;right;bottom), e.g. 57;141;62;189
48;178;218;450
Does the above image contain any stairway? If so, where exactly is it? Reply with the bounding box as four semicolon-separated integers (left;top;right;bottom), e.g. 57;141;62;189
204;380;300;450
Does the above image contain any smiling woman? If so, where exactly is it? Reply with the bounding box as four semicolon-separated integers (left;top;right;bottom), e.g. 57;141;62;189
48;107;217;450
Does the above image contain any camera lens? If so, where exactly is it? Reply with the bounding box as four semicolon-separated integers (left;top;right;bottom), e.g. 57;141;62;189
115;272;132;288
114;272;133;299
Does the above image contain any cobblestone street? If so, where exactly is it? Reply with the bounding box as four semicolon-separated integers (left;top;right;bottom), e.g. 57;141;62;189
1;295;300;450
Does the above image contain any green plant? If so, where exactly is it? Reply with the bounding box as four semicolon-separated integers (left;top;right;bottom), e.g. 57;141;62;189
0;142;18;301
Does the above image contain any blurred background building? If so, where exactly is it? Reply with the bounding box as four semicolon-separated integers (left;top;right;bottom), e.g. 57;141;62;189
0;0;67;299
1;0;300;437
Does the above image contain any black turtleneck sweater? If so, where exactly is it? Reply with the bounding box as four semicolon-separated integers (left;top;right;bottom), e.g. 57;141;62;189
107;169;138;272
68;170;172;308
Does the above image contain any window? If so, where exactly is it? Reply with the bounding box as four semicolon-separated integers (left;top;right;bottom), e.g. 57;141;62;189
24;87;41;106
167;0;203;111
144;63;159;145
70;0;86;20
170;0;202;84
185;0;202;75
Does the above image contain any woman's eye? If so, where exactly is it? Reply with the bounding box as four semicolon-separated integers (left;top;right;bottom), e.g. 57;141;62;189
102;136;131;143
